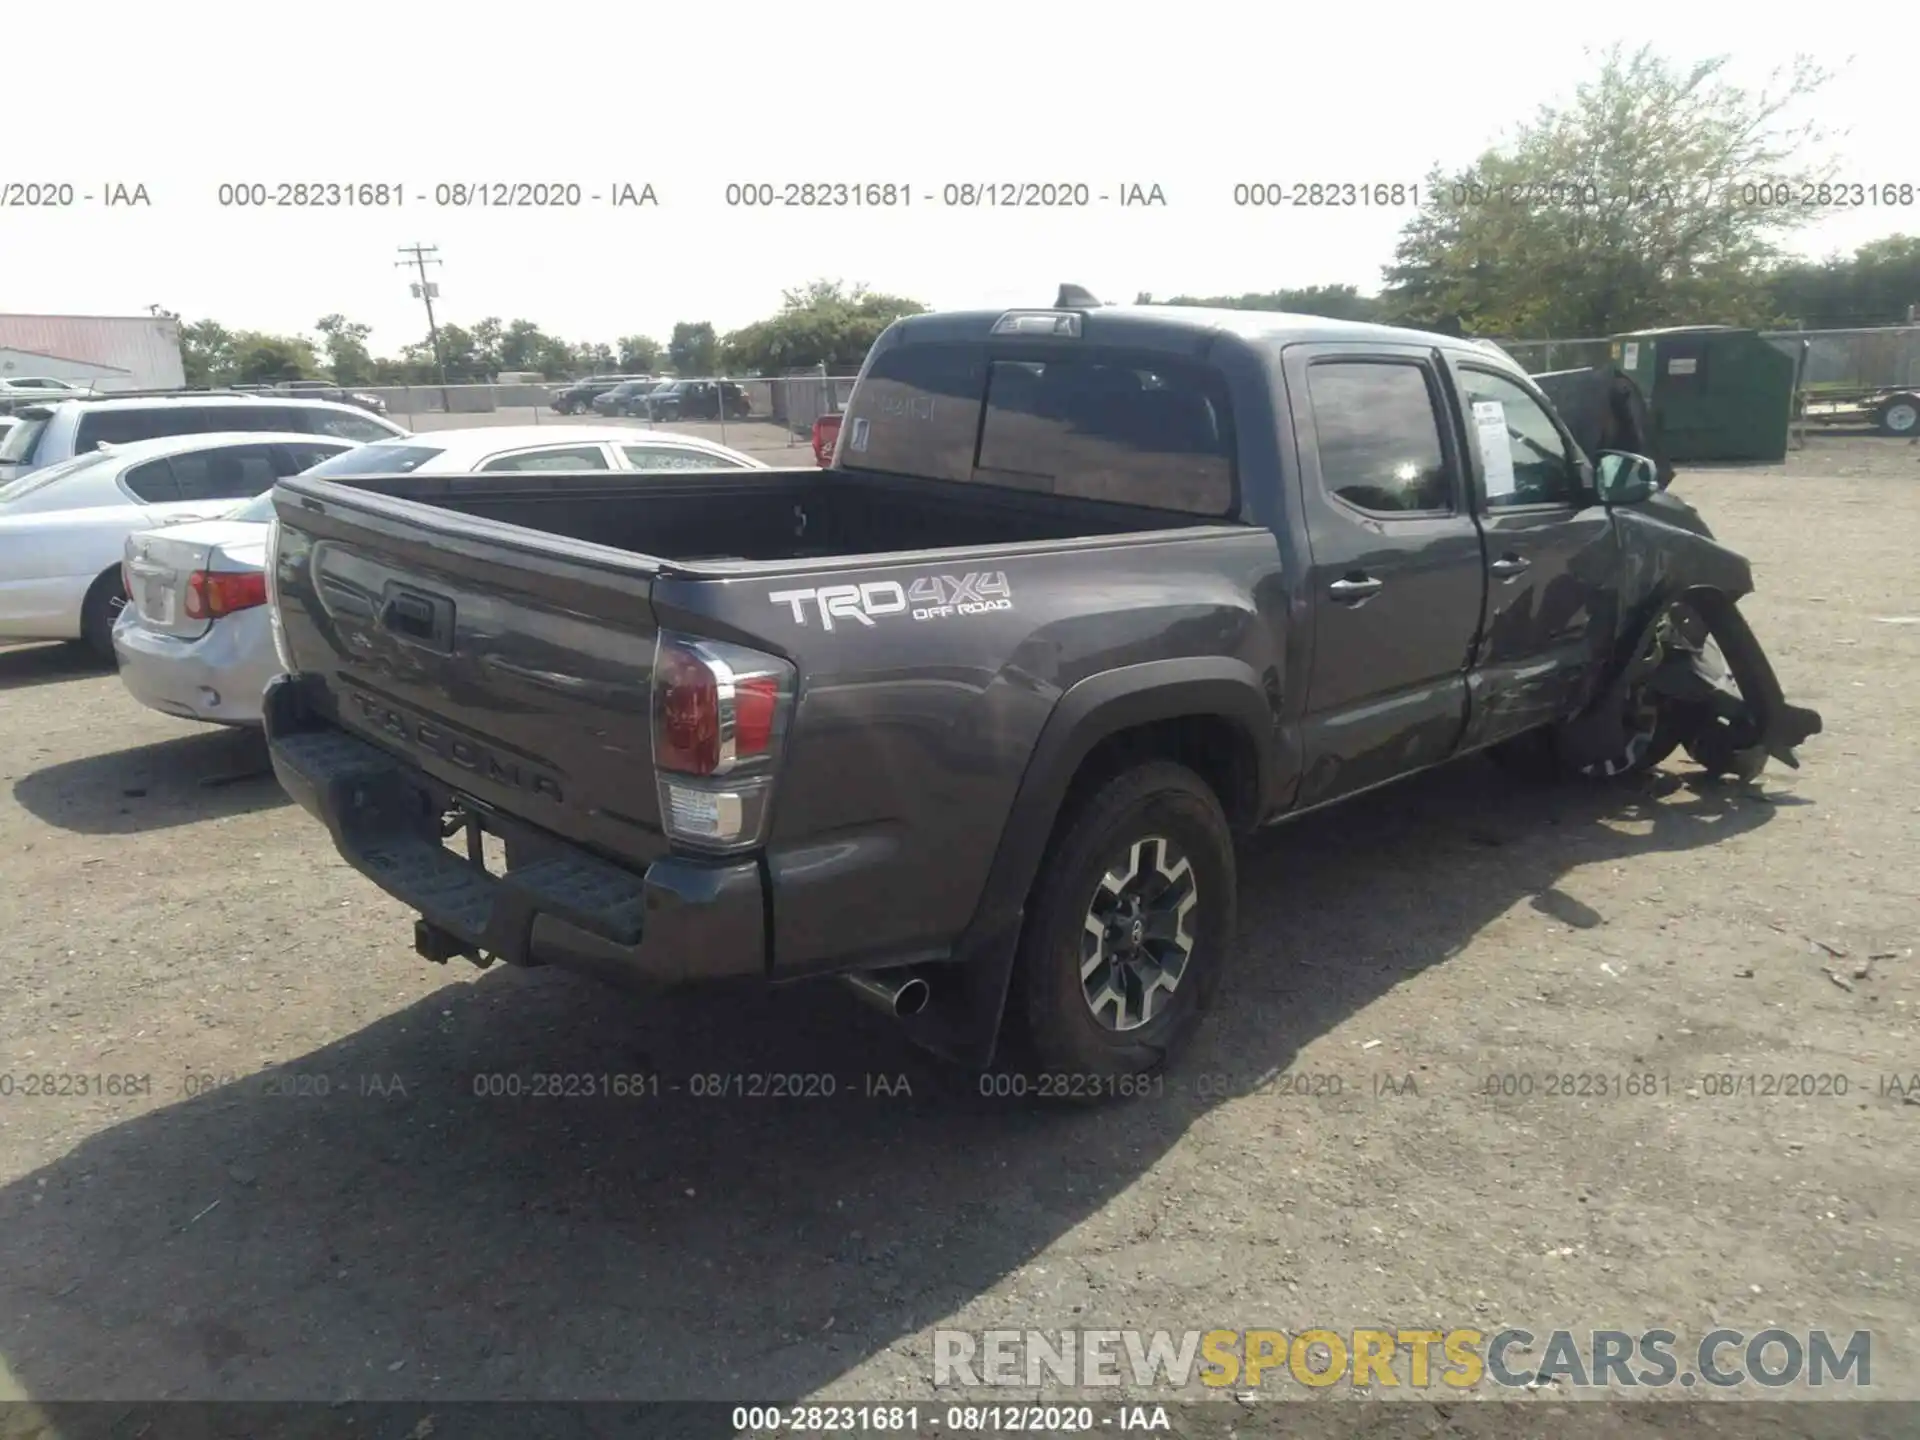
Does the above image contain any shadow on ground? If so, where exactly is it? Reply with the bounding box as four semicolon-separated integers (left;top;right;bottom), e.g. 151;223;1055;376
0;759;1794;1419
12;726;281;835
0;643;106;694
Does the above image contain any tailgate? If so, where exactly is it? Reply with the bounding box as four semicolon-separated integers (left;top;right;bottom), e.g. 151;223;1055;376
268;479;670;864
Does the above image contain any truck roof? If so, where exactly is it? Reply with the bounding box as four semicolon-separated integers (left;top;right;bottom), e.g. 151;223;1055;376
886;302;1483;355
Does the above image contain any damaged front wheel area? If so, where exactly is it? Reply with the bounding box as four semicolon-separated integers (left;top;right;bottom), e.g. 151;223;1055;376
1516;594;1821;784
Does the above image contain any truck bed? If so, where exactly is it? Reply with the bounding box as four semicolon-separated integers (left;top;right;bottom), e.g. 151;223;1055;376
295;464;1223;569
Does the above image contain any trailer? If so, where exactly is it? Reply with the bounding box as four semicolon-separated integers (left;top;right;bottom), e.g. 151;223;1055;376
1764;326;1920;437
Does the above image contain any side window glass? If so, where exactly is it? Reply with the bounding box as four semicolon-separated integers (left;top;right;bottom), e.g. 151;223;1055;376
304;409;398;441
278;443;348;474
168;446;279;502
1458;369;1582;508
1305;361;1453;514
77;407;211;451
121;457;182;503
620;445;735;470
478;445;612;472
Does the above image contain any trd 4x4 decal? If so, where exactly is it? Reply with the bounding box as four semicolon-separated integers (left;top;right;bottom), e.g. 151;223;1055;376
768;572;1013;631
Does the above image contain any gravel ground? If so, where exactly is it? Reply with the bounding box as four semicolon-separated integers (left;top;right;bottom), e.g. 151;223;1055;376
0;435;1914;1416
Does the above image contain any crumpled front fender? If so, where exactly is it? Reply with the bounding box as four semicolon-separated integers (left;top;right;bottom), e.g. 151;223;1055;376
1555;508;1821;773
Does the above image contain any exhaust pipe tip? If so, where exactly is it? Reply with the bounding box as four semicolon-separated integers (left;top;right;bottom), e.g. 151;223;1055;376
842;968;931;1020
892;976;930;1017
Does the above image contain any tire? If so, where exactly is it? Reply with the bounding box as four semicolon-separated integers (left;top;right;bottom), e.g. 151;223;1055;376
1876;395;1919;437
1014;761;1236;1082
79;568;127;666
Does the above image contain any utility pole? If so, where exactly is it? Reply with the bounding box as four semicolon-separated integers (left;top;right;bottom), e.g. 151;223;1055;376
396;243;450;411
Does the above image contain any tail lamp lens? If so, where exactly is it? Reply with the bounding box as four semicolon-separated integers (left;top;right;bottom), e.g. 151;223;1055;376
651;633;795;852
184;569;268;621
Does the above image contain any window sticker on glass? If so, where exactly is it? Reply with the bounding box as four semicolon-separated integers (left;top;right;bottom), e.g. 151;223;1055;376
849;417;870;452
1472;400;1517;498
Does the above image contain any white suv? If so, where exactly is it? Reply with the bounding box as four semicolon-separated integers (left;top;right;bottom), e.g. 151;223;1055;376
0;392;408;482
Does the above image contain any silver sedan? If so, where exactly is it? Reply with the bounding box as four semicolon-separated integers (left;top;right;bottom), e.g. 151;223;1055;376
113;427;773;728
114;490;280;726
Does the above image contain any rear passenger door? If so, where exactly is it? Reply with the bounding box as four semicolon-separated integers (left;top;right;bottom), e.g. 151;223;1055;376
1283;344;1487;808
1441;360;1617;747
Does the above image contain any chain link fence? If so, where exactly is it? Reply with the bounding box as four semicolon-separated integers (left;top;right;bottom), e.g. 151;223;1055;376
362;372;863;463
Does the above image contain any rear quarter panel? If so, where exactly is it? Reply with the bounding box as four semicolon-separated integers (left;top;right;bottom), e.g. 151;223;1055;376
658;526;1291;977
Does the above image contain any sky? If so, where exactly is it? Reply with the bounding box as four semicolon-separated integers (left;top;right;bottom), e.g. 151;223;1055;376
2;1;1911;358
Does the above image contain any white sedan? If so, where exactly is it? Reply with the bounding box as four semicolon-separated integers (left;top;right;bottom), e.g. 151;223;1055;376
111;424;768;729
0;431;357;659
299;424;773;479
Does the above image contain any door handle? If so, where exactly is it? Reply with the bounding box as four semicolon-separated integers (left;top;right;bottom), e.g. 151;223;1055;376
1328;575;1384;602
1490;554;1531;579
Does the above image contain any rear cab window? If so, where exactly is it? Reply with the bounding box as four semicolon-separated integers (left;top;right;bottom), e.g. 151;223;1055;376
837;340;1238;517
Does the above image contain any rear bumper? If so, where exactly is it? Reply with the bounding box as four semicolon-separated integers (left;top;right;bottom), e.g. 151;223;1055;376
113;606;279;726
263;675;767;987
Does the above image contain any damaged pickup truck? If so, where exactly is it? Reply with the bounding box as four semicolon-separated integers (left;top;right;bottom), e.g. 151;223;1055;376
259;289;1822;1082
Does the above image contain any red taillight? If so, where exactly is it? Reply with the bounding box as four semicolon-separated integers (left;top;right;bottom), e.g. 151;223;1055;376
654;641;721;774
652;640;789;776
811;415;842;467
183;569;268;621
733;675;780;754
651;633;795;851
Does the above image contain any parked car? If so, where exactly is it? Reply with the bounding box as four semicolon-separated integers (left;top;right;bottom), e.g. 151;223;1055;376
0;377;89;414
0;392;407;484
250;380;390;416
0;431;357;659
259;291;1821;1084
589;379;666;417
115;487;287;727
640;380;752;421
550;375;652;415
291;425;771;479
113;427;770;727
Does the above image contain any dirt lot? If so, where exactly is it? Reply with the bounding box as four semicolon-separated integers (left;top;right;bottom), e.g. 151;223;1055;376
0;436;1915;1416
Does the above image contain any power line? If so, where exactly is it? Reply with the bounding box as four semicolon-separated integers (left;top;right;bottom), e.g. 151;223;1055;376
395;243;450;406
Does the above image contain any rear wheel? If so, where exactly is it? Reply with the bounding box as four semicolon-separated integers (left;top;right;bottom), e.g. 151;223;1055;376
1876;395;1919;437
1015;761;1236;1084
79;567;128;666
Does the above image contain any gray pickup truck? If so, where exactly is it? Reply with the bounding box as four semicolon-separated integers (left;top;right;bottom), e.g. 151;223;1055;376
260;289;1821;1082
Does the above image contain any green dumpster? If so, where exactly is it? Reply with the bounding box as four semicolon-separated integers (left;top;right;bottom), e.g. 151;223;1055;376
1608;325;1796;463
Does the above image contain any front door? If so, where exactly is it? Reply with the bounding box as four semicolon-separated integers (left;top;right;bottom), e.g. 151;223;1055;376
1442;360;1618;748
1284;344;1487;808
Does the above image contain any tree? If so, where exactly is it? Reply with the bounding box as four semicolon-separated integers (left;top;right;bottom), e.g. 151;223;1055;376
617;334;663;372
227;331;322;384
1154;285;1388;322
178;319;236;387
719;280;926;373
667;321;719;376
315;314;375;385
1768;234;1920;329
1381;46;1835;337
